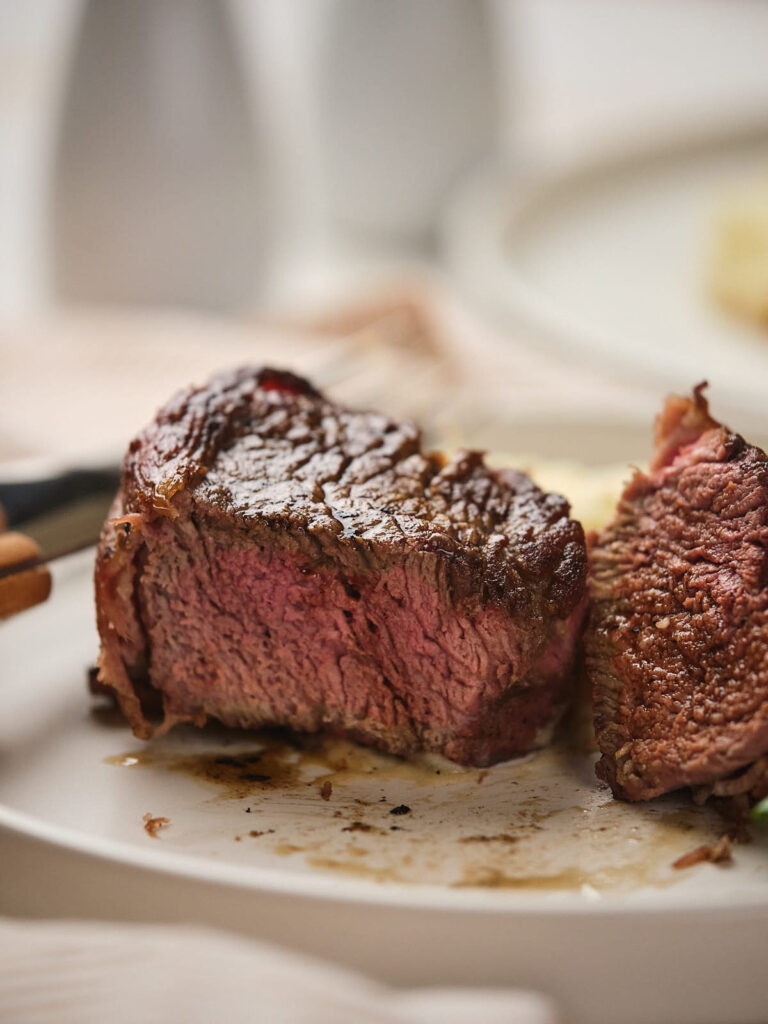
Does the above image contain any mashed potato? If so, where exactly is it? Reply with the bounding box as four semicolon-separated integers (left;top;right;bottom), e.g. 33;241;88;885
709;178;768;327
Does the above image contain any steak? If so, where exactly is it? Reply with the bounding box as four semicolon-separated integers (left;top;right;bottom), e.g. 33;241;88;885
587;385;768;800
95;366;587;766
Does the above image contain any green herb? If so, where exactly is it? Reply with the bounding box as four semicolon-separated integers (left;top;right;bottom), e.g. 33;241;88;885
751;797;768;822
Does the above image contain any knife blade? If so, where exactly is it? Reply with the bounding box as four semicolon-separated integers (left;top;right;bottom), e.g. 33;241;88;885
0;466;118;618
0;466;120;529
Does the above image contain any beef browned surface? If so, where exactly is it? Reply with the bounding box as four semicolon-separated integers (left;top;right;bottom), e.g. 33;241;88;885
587;385;768;800
95;367;587;766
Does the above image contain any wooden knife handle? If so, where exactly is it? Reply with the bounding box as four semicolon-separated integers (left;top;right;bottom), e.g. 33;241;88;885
0;532;52;619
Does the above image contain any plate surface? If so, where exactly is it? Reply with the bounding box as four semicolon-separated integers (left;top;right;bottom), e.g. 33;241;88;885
4;538;768;1024
444;119;768;428
3;550;768;912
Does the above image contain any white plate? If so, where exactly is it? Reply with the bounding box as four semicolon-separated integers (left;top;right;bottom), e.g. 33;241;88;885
3;546;768;1024
444;118;768;430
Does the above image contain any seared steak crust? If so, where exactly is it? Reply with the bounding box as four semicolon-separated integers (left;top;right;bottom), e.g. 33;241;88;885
96;367;587;765
587;386;768;800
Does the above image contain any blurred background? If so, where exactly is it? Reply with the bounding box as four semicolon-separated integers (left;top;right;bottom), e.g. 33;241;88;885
3;0;768;485
5;9;768;1015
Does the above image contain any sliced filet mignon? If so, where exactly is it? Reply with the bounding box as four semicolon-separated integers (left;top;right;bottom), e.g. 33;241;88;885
587;385;768;800
95;366;587;766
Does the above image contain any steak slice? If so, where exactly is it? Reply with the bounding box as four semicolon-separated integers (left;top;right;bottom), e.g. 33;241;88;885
587;385;768;800
95;366;587;766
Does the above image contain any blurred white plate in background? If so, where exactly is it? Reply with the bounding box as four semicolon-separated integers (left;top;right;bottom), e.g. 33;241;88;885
444;117;768;430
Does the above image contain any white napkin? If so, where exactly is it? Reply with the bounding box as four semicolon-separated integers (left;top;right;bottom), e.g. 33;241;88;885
0;920;560;1024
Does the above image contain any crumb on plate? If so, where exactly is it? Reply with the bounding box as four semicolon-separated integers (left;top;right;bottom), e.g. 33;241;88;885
142;812;170;839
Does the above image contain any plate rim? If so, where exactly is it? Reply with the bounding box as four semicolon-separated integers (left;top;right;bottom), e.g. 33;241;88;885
4;799;768;918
